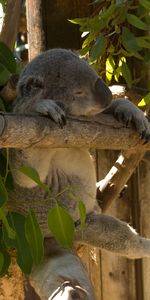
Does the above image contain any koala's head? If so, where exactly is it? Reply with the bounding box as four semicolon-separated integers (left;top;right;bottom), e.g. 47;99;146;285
20;49;112;117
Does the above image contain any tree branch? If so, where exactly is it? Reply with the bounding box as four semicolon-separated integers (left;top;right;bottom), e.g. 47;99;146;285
0;112;149;149
97;151;145;212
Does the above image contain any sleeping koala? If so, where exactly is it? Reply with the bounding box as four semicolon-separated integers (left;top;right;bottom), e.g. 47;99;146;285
9;49;150;299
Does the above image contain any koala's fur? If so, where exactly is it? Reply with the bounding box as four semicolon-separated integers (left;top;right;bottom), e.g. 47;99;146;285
8;49;150;299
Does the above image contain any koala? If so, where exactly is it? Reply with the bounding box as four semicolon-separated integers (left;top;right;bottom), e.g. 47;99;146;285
8;49;150;299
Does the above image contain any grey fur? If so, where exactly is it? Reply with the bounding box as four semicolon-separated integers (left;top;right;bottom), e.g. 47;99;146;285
9;49;150;299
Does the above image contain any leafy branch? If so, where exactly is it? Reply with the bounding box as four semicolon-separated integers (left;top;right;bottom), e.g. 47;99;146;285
70;0;150;89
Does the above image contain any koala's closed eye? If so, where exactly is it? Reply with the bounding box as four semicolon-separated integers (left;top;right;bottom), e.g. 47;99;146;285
74;90;85;96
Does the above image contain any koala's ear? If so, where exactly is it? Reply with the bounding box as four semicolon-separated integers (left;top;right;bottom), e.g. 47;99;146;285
94;78;112;106
17;75;44;98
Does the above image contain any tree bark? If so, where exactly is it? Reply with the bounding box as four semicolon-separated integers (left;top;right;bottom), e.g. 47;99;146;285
0;112;149;150
26;0;45;60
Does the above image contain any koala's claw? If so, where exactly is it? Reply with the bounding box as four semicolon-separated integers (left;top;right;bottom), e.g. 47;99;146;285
104;99;150;144
34;99;66;128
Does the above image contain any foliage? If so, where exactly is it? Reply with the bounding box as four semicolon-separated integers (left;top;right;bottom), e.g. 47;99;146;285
70;0;150;90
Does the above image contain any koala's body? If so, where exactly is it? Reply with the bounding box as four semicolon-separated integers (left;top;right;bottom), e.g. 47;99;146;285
10;49;112;225
8;49;150;299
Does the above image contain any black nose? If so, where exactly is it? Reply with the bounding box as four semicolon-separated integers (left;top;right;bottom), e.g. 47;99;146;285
94;78;112;108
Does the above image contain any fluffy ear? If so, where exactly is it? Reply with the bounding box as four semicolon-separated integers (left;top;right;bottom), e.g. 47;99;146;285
17;75;44;98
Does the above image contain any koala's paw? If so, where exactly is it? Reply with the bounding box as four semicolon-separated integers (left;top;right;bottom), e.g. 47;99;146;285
113;99;150;143
34;100;66;128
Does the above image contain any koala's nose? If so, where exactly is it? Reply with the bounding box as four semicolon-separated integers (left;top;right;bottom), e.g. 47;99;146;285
94;78;112;109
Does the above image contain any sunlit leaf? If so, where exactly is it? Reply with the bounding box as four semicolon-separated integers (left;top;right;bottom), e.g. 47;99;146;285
25;210;44;266
106;56;115;83
48;206;75;248
138;92;150;107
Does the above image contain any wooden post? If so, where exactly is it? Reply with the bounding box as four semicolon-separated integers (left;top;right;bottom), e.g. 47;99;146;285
96;150;136;300
26;0;45;60
0;0;22;48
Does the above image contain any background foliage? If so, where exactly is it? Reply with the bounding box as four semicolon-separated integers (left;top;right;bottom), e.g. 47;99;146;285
70;0;150;93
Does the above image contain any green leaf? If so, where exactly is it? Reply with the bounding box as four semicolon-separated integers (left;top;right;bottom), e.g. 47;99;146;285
0;252;4;272
19;165;49;192
0;42;16;73
101;3;116;21
0;229;11;276
139;0;150;10
0;175;8;206
91;36;107;60
138;92;150;107
78;200;86;229
0;208;15;239
48;206;75;248
0;63;10;86
25;210;44;266
127;14;149;31
0;98;5;111
136;37;150;49
106;56;115;84
120;62;132;88
3;212;33;274
122;27;141;52
0;248;10;276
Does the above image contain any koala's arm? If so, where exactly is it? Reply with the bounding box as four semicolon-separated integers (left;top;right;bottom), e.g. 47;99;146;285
103;98;150;143
14;75;66;128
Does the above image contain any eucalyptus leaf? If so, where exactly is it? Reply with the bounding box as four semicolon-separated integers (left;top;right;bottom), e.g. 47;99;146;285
120;62;132;87
19;165;49;192
0;229;11;276
139;0;150;10
136;37;150;49
138;92;150;107
48;206;75;248
0;248;10;276
0;63;10;86
91;36;106;60
3;212;33;274
122;27;141;52
127;14;149;31
0;175;8;207
0;252;4;273
25;210;44;266
0;42;16;73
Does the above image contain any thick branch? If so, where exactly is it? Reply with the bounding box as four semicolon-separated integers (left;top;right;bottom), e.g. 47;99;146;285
0;112;149;150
